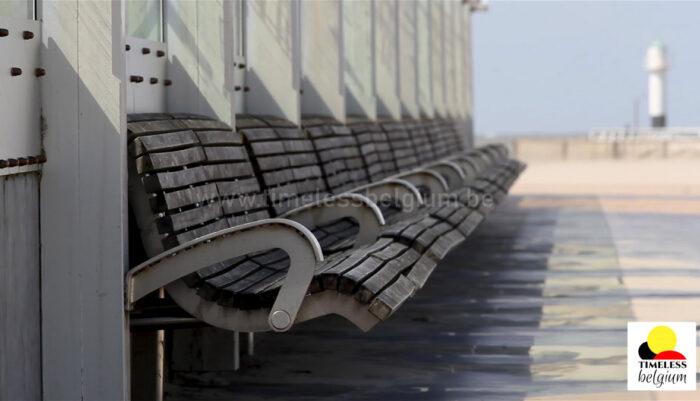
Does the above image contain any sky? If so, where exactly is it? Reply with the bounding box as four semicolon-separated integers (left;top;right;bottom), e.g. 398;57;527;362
472;1;700;135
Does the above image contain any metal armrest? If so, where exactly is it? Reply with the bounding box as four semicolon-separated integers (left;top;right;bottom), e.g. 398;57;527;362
424;160;466;189
451;154;485;175
282;193;385;248
394;169;449;195
125;218;323;331
352;179;423;213
484;144;509;161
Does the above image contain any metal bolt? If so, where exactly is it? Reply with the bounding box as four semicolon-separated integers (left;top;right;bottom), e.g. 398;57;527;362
244;86;250;92
11;67;22;76
7;159;18;167
0;29;8;37
23;31;34;40
269;310;291;331
150;77;158;84
125;44;131;51
17;158;28;166
130;75;144;83
234;86;241;91
156;50;165;57
0;160;7;168
238;63;245;69
164;79;172;86
142;47;150;55
27;156;36;164
35;68;46;77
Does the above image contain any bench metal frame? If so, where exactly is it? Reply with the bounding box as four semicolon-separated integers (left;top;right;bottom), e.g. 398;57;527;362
126;219;323;332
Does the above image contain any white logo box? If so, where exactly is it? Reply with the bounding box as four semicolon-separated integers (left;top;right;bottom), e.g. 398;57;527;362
628;322;696;391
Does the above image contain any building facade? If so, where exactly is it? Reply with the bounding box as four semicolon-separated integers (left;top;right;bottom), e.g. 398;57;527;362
0;1;476;399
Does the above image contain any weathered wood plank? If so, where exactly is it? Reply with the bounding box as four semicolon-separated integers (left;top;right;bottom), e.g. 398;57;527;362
368;275;416;320
0;174;41;401
355;248;420;304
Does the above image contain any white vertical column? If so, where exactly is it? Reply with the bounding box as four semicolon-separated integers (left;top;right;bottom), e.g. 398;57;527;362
430;0;445;117
454;0;464;118
300;0;345;122
344;0;376;119
443;0;458;117
416;0;433;118
40;0;128;399
245;0;301;124
373;0;400;119
461;4;474;147
645;41;667;128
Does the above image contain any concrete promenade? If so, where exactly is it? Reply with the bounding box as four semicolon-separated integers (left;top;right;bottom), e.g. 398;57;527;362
167;160;700;400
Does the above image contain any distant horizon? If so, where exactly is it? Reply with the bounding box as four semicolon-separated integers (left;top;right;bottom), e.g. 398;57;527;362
473;1;700;135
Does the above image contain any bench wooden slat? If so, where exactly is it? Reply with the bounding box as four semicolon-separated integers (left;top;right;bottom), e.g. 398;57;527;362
355;248;420;304
156;200;223;233
150;182;218;212
142;162;255;192
368;275;416;320
195;130;243;145
221;193;268;215
216;178;262;197
203;146;248;162
136;146;207;173
167;219;229;249
405;252;439;289
127;119;189;139
129;130;199;157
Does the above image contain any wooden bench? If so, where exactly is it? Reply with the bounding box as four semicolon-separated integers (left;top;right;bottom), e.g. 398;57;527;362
125;113;524;334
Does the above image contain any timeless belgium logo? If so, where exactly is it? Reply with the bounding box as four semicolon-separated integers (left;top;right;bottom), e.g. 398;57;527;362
627;322;696;391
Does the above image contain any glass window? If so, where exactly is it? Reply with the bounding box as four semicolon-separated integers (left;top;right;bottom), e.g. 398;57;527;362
234;0;246;58
0;0;34;19
126;0;162;41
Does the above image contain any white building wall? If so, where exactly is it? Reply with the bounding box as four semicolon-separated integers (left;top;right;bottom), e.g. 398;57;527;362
461;6;474;144
300;0;345;121
430;0;445;117
40;1;128;400
245;0;301;124
397;0;420;119
343;0;376;119
374;0;400;119
164;1;235;126
416;0;433;117
443;0;458;117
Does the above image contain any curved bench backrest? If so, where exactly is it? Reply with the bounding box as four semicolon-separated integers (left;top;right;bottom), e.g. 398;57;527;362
238;115;329;216
347;118;399;181
434;119;465;156
405;120;439;165
380;121;421;171
127;114;271;257
302;117;371;195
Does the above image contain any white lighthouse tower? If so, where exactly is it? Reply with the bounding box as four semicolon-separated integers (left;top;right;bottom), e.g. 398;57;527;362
645;41;668;128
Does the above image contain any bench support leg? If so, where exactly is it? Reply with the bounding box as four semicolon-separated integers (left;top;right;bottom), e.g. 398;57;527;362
247;332;255;356
130;330;164;401
234;331;241;371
